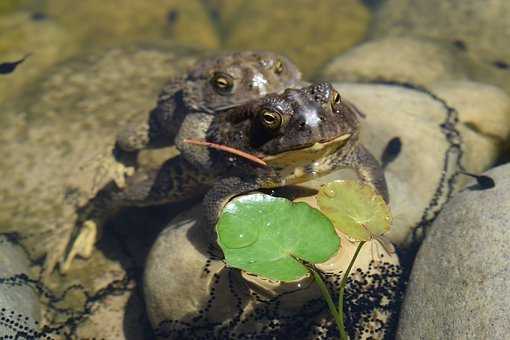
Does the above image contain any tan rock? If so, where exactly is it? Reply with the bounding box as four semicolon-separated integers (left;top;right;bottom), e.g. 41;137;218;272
223;0;370;77
322;37;468;87
144;204;401;339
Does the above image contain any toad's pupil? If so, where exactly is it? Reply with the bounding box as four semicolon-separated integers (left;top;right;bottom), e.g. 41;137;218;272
333;92;341;104
216;78;229;88
263;113;276;123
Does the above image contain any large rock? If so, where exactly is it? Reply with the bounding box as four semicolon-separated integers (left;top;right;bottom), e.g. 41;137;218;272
0;12;77;103
0;46;195;338
304;82;509;245
222;0;370;76
0;236;42;338
144;204;401;339
371;0;510;94
46;0;219;49
397;164;510;339
322;37;469;88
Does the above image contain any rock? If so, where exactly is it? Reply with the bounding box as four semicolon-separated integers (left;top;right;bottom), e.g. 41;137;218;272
430;80;510;143
144;204;401;339
322;37;469;88
0;12;77;103
222;0;370;77
397;164;510;339
303;82;508;246
0;46;194;259
0;46;195;337
46;0;219;49
74;287;149;340
0;236;42;338
371;0;510;94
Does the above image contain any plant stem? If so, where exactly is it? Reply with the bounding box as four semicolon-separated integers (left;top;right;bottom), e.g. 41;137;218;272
309;267;343;337
337;241;366;340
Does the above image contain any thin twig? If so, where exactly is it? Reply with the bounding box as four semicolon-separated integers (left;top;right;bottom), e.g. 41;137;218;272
183;139;268;167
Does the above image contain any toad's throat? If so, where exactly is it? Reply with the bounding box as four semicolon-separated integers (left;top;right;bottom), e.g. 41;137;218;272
261;133;352;165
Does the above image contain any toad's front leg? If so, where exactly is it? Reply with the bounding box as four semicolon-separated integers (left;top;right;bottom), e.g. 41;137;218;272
340;144;389;203
202;177;262;239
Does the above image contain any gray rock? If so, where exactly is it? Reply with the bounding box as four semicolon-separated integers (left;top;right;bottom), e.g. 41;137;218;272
0;236;41;337
144;204;401;339
397;164;510;339
322;37;468;88
371;0;510;94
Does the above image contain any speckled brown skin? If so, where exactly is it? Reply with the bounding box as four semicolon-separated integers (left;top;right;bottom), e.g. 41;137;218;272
115;51;303;152
59;82;387;271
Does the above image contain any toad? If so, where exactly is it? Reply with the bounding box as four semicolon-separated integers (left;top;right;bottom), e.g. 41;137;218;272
57;82;388;272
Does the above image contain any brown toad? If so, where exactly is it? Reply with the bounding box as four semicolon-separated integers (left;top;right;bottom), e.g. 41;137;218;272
55;81;388;273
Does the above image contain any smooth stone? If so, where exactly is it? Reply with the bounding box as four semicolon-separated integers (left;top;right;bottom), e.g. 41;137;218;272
46;0;219;49
144;204;401;339
322;37;468;87
0;46;194;259
0;47;194;337
397;164;510;339
303;82;506;246
223;0;370;77
430;80;510;143
371;0;510;94
0;236;41;337
74;288;148;340
0;11;77;103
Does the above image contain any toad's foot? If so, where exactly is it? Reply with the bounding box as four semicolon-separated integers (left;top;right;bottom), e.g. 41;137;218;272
83;151;135;192
59;220;98;273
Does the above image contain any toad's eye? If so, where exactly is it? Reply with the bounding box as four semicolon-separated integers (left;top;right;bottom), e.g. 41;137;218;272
332;90;341;105
274;59;284;74
259;110;282;130
211;72;234;94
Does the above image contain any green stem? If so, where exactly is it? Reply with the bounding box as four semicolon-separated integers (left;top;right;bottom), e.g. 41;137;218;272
338;241;366;340
310;266;343;337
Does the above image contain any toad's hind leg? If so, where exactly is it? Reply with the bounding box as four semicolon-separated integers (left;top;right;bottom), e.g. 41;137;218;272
58;155;210;273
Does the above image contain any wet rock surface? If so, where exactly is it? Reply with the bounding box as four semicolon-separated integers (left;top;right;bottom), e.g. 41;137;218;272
372;0;510;94
0;11;77;103
0;46;195;338
144;205;401;339
397;164;510;339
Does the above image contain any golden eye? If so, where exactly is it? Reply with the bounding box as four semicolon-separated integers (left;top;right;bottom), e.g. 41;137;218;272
211;72;234;93
332;90;341;105
274;59;284;74
259;110;282;129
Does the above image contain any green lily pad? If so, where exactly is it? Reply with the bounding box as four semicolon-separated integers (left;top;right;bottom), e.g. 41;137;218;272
216;193;340;282
316;180;391;241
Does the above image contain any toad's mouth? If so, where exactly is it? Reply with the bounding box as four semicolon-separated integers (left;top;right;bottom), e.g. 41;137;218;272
262;133;352;163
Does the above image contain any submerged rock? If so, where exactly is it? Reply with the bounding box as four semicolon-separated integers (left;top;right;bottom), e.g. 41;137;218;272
0;46;195;338
144;205;401;339
397;164;510;339
222;0;370;76
371;0;510;94
0;11;77;103
46;0;219;49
